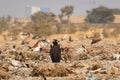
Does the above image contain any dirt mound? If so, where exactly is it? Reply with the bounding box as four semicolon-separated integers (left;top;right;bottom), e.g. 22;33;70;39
31;63;69;77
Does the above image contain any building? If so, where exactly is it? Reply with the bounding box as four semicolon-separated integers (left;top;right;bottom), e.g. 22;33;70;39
31;6;51;15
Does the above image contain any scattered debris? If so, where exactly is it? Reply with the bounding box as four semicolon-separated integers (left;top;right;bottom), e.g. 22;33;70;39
0;33;120;80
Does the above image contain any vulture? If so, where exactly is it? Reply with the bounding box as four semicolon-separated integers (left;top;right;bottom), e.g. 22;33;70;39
50;39;61;62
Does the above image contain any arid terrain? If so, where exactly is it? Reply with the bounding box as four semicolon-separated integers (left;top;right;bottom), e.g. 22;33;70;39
0;26;120;80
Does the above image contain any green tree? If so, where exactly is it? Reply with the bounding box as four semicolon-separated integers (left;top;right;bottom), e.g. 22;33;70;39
60;5;74;22
58;14;63;23
6;15;12;23
31;12;56;36
0;17;8;33
112;8;120;14
85;6;115;23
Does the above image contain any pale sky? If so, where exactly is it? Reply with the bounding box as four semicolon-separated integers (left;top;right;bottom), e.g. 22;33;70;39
0;0;120;18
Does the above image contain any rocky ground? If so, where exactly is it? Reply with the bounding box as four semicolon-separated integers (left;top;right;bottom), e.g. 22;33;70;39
0;36;120;80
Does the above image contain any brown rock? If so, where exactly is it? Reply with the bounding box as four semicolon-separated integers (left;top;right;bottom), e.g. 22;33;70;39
0;69;11;79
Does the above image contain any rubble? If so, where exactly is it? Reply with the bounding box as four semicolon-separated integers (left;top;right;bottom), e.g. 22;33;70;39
31;63;69;77
0;69;11;79
0;34;120;80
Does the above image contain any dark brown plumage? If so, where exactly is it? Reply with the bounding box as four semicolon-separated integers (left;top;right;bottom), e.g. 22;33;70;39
50;39;61;62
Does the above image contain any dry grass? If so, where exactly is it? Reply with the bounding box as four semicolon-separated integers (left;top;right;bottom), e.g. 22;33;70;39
114;15;120;23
